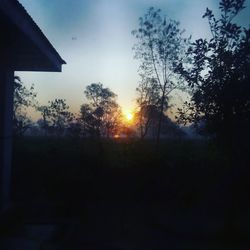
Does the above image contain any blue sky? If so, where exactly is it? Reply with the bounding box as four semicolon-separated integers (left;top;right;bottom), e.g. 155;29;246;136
17;0;250;118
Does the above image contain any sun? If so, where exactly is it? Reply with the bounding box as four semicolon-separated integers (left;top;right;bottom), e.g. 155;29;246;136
123;110;134;123
126;112;133;121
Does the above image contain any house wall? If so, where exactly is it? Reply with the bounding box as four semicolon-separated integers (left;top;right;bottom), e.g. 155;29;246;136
0;69;14;210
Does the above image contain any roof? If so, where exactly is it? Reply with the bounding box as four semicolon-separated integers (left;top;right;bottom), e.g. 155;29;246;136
0;0;66;72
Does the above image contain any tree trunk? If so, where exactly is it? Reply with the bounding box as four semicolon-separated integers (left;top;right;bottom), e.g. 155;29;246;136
156;91;165;147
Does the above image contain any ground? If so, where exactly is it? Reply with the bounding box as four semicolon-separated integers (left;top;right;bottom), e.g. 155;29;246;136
0;137;250;249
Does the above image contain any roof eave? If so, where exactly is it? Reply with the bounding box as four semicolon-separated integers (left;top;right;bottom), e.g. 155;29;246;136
0;0;66;72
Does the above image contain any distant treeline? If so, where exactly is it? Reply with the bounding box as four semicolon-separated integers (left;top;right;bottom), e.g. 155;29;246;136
13;79;186;140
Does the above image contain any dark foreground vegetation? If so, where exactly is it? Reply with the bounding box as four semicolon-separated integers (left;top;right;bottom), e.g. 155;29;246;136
12;137;225;204
2;136;249;249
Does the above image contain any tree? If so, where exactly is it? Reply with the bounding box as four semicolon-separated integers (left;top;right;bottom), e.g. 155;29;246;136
176;0;250;150
37;99;73;136
135;102;184;139
13;76;37;136
135;75;163;139
80;83;121;138
36;105;51;136
103;105;122;138
49;99;73;136
80;103;101;137
132;7;189;145
66;117;83;138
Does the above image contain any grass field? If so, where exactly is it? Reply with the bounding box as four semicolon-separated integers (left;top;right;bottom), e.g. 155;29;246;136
4;137;250;248
12;137;228;205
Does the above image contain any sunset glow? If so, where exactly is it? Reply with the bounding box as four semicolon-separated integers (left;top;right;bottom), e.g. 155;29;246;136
123;110;134;123
126;112;133;121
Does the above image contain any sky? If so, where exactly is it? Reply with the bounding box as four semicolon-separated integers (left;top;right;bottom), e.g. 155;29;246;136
17;0;250;119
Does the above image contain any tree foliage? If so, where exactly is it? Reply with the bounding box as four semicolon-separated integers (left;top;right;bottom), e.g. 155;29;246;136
132;7;189;144
37;99;73;136
36;105;50;136
135;76;160;139
80;83;121;138
177;0;250;147
13;76;37;136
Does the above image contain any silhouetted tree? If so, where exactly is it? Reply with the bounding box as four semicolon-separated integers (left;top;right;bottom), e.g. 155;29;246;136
135;76;161;139
176;0;250;151
66;117;83;137
135;103;184;139
104;106;122;138
80;83;121;138
132;7;189;145
13;76;37;136
49;99;74;136
80;103;100;137
37;105;50;136
160;116;186;138
37;99;73;136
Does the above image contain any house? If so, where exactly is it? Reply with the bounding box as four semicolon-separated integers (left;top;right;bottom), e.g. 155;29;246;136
0;0;65;210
